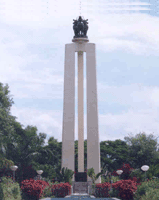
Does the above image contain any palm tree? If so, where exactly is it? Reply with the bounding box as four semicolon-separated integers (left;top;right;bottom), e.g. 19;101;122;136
56;167;74;184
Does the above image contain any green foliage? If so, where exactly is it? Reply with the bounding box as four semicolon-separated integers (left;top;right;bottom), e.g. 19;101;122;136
139;188;159;200
87;167;102;184
0;176;22;200
0;83;16;159
74;140;88;172
108;188;120;198
40;185;52;198
129;168;145;182
100;139;131;172
2;82;159;199
57;167;74;184
146;164;159;179
124;132;159;169
0;83;14;110
111;176;120;183
133;178;159;200
21;192;37;200
103;174;119;183
0;157;14;170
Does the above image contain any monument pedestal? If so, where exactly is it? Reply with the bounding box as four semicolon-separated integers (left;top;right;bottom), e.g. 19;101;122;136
72;180;93;194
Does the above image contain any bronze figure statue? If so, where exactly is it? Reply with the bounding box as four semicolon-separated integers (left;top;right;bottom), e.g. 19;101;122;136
82;19;88;37
73;19;79;37
73;16;89;38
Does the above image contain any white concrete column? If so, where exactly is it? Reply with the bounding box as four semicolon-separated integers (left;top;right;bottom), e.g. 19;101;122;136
78;51;84;172
62;43;75;182
86;43;101;183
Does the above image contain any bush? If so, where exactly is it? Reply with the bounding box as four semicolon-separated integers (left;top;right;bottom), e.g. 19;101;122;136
112;179;138;200
0;176;22;200
95;182;110;197
21;179;50;199
101;175;120;184
40;185;53;198
140;188;159;200
21;180;55;200
108;187;120;198
133;178;159;200
129;168;145;183
21;192;37;200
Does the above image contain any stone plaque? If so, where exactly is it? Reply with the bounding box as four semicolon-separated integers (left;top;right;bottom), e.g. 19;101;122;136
75;172;87;182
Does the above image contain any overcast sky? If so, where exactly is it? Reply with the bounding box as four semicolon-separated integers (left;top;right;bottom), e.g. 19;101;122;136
1;0;159;146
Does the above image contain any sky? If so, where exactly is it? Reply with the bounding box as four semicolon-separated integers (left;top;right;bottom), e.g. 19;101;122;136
1;0;159;146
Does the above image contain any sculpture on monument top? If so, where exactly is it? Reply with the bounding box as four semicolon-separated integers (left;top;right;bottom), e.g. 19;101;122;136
73;16;89;38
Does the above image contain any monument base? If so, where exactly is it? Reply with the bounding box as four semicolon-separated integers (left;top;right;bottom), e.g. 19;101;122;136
64;193;95;198
72;37;89;43
72;180;93;194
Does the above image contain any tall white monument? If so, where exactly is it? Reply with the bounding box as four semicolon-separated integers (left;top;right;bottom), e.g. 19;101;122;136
61;16;101;184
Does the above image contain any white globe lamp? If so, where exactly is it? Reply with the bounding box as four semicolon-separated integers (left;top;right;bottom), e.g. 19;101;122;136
36;170;43;180
116;170;123;180
10;166;18;182
141;165;149;181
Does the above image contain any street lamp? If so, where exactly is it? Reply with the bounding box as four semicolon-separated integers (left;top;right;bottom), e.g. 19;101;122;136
36;170;43;180
10;166;18;182
108;172;113;191
116;170;123;180
101;168;108;182
141;165;149;181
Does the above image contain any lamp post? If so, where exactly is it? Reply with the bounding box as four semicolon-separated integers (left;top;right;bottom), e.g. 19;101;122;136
36;170;43;180
10;166;18;182
141;165;149;181
116;170;123;180
108;172;113;191
101;168;108;182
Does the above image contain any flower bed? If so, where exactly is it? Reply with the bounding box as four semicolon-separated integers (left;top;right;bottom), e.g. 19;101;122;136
112;179;138;200
21;178;72;199
95;182;111;197
51;182;71;197
93;178;141;199
21;178;50;199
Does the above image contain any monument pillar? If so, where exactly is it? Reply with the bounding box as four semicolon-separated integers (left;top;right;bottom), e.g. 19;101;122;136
61;16;101;184
86;43;101;183
78;51;84;173
62;43;75;181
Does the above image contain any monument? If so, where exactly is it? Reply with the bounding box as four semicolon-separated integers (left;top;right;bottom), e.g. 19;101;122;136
61;16;101;185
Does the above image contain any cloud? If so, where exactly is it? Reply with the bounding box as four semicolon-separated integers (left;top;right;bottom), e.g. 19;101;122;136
1;0;159;146
1;1;159;56
11;83;159;145
99;107;159;138
11;106;63;145
97;83;159;143
92;14;159;55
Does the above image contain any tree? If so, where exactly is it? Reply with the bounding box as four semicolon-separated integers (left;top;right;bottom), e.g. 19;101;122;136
87;167;102;184
3;124;55;184
46;137;62;166
0;157;15;178
0;83;16;159
56;167;74;184
0;83;17;177
100;139;131;173
124;132;159;169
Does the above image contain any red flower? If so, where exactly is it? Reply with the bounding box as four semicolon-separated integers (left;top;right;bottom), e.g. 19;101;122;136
21;179;50;199
111;179;138;200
